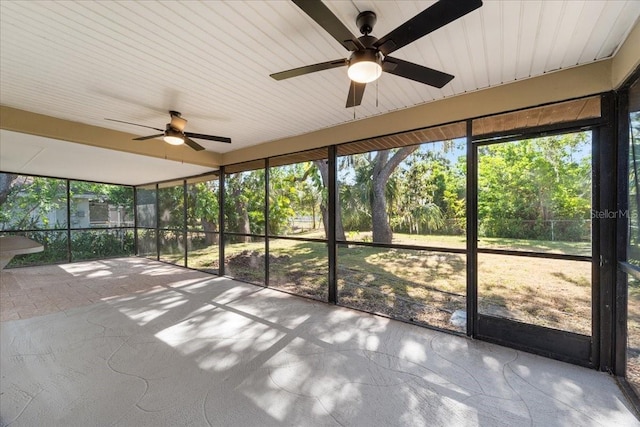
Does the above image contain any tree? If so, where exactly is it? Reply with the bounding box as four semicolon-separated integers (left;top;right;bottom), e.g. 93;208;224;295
337;146;426;243
339;153;373;233
0;173;17;205
269;162;323;235
294;165;323;230
157;184;185;229
0;175;67;230
224;169;265;242
188;179;219;245
371;147;418;243
313;160;346;240
314;160;346;240
226;173;251;241
391;151;446;234
268;165;297;235
0;175;136;262
477;134;591;241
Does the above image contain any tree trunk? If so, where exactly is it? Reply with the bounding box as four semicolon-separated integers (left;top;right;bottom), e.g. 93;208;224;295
371;147;418;244
320;204;329;237
312;204;316;230
372;151;393;243
232;184;251;243
0;173;17;205
314;160;346;240
202;218;217;245
238;205;250;243
371;174;392;243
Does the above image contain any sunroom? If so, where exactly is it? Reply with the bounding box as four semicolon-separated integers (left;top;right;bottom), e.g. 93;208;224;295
1;1;640;425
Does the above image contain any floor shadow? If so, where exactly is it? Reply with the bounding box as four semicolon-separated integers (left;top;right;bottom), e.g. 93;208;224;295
1;259;634;426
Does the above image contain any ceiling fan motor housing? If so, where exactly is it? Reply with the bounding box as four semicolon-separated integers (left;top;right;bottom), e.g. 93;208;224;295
349;34;382;74
165;124;182;137
349;49;381;67
168;111;187;131
356;11;377;35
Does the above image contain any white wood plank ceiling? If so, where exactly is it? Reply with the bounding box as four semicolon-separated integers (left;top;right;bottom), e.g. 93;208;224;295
1;0;639;157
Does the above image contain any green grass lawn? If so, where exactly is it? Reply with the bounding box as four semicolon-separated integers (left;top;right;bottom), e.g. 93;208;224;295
340;231;590;256
180;232;592;335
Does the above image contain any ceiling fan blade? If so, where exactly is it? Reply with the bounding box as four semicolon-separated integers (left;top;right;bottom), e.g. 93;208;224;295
271;59;348;81
292;0;364;51
374;0;483;56
185;132;232;144
183;136;205;151
133;134;164;141
345;81;366;108
383;57;454;88
104;118;163;132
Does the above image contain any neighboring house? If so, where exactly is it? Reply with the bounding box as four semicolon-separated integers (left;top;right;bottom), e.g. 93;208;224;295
69;194;134;228
1;192;133;230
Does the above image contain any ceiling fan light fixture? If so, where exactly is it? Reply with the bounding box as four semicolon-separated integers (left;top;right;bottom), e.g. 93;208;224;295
163;127;184;146
347;50;382;83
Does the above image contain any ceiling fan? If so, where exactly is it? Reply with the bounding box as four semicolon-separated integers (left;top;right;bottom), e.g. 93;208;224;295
105;111;231;151
271;0;483;108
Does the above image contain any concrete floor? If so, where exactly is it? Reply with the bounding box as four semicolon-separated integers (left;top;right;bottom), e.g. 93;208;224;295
0;258;638;426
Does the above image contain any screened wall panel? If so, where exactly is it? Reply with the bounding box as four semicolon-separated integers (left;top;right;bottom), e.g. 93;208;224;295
0;174;67;230
224;235;265;286
136;184;157;259
137;228;157;259
269;151;327;239
186;174;219;232
337;124;466;248
158;180;185;230
626;77;640;394
135;184;157;229
629;277;640;396
187;232;219;274
629;80;640;269
155;181;186;266
159;229;185;265
477;132;592;256
268;239;328;302
3;230;68;267
69;181;133;229
68;181;134;261
71;229;134;261
477;253;591;335
224;168;265;236
1;173;135;267
337;245;466;332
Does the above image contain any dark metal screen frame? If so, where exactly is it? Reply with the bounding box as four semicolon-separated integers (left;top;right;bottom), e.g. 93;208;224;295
616;87;630;377
4;91;624;372
469;105;610;368
328;146;338;304
0;172;136;266
598;92;618;372
614;66;640;412
466;119;478;336
265;158;270;287
219;166;226;276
